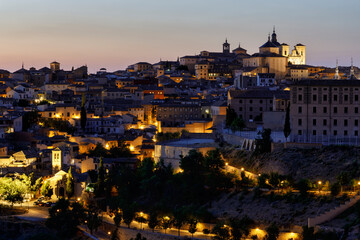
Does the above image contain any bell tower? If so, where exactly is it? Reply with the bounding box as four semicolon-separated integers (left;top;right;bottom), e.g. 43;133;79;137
223;39;230;54
52;147;62;174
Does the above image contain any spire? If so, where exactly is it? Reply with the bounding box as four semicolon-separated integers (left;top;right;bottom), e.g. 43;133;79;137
334;59;340;80
350;58;355;77
22;62;24;69
225;38;228;44
271;26;277;43
268;33;270;42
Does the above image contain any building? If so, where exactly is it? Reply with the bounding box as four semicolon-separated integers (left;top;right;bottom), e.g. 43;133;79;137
290;79;360;144
156;102;203;127
243;28;306;80
228;88;290;128
154;138;218;172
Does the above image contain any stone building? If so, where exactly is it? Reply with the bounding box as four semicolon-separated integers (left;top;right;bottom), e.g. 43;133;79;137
290;79;360;144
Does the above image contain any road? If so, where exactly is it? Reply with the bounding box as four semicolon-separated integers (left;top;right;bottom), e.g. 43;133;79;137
3;200;213;240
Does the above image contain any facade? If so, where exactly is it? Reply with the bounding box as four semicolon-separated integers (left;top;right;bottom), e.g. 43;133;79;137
290;80;360;144
228;88;290;128
257;73;276;87
156;102;204;127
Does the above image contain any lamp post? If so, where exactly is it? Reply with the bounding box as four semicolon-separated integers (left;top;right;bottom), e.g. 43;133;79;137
318;181;322;194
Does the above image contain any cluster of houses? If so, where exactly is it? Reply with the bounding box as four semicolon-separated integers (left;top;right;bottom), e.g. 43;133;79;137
0;29;359;199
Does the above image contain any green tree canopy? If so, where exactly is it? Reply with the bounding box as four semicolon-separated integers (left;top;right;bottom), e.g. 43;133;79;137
0;178;27;206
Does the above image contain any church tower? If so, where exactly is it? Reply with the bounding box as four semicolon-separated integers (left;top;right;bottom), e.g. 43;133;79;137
52;147;62;173
334;60;340;80
350;58;355;78
223;39;230;54
271;26;280;46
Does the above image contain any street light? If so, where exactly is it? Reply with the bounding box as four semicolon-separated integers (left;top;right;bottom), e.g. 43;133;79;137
318;181;322;193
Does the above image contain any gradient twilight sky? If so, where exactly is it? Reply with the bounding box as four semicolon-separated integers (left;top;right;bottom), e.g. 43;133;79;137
0;0;359;73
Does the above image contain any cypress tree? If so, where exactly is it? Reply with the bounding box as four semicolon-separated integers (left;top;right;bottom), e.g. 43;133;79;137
96;157;105;197
283;103;291;142
80;93;87;132
66;166;74;199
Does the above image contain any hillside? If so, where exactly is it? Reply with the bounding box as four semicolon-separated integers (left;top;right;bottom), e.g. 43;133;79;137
221;145;360;183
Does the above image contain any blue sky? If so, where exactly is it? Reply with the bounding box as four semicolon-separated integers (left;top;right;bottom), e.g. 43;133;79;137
0;0;359;72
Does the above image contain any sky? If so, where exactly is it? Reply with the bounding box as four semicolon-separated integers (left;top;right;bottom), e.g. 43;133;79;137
0;0;359;73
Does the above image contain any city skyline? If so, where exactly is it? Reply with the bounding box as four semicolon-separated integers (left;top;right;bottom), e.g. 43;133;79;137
0;0;359;73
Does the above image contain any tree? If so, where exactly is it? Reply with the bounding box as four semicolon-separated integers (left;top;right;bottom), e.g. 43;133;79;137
188;218;198;239
113;211;122;227
226;105;237;128
230;117;245;132
46;198;86;238
255;129;272;154
228;216;254;240
135;212;147;230
211;222;231;240
269;172;280;190
337;172;350;193
297;179;311;196
204;148;225;171
283;103;291;142
123;202;137;228
265;223;279;240
302;226;316;240
86;206;103;234
41;181;53;198
160;215;172;234
88;143;108;157
173;208;187;236
0;178;27;207
330;182;341;196
66;167;74;199
32;177;43;194
148;211;159;232
109;142;132;158
22;110;40;131
95;157;105;197
180;149;204;175
80;93;87;132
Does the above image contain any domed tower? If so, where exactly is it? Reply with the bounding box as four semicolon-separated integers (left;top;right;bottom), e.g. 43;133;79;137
223;39;230;54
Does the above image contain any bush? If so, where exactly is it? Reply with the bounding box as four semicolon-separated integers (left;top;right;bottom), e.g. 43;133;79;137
203;228;210;234
330;183;341;196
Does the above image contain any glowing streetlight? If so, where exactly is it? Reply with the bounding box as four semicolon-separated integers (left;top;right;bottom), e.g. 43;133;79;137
225;162;228;166
77;197;81;201
241;167;244;171
318;181;322;185
108;231;111;235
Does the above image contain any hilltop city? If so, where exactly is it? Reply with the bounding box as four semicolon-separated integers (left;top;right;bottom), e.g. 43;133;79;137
1;28;360;240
